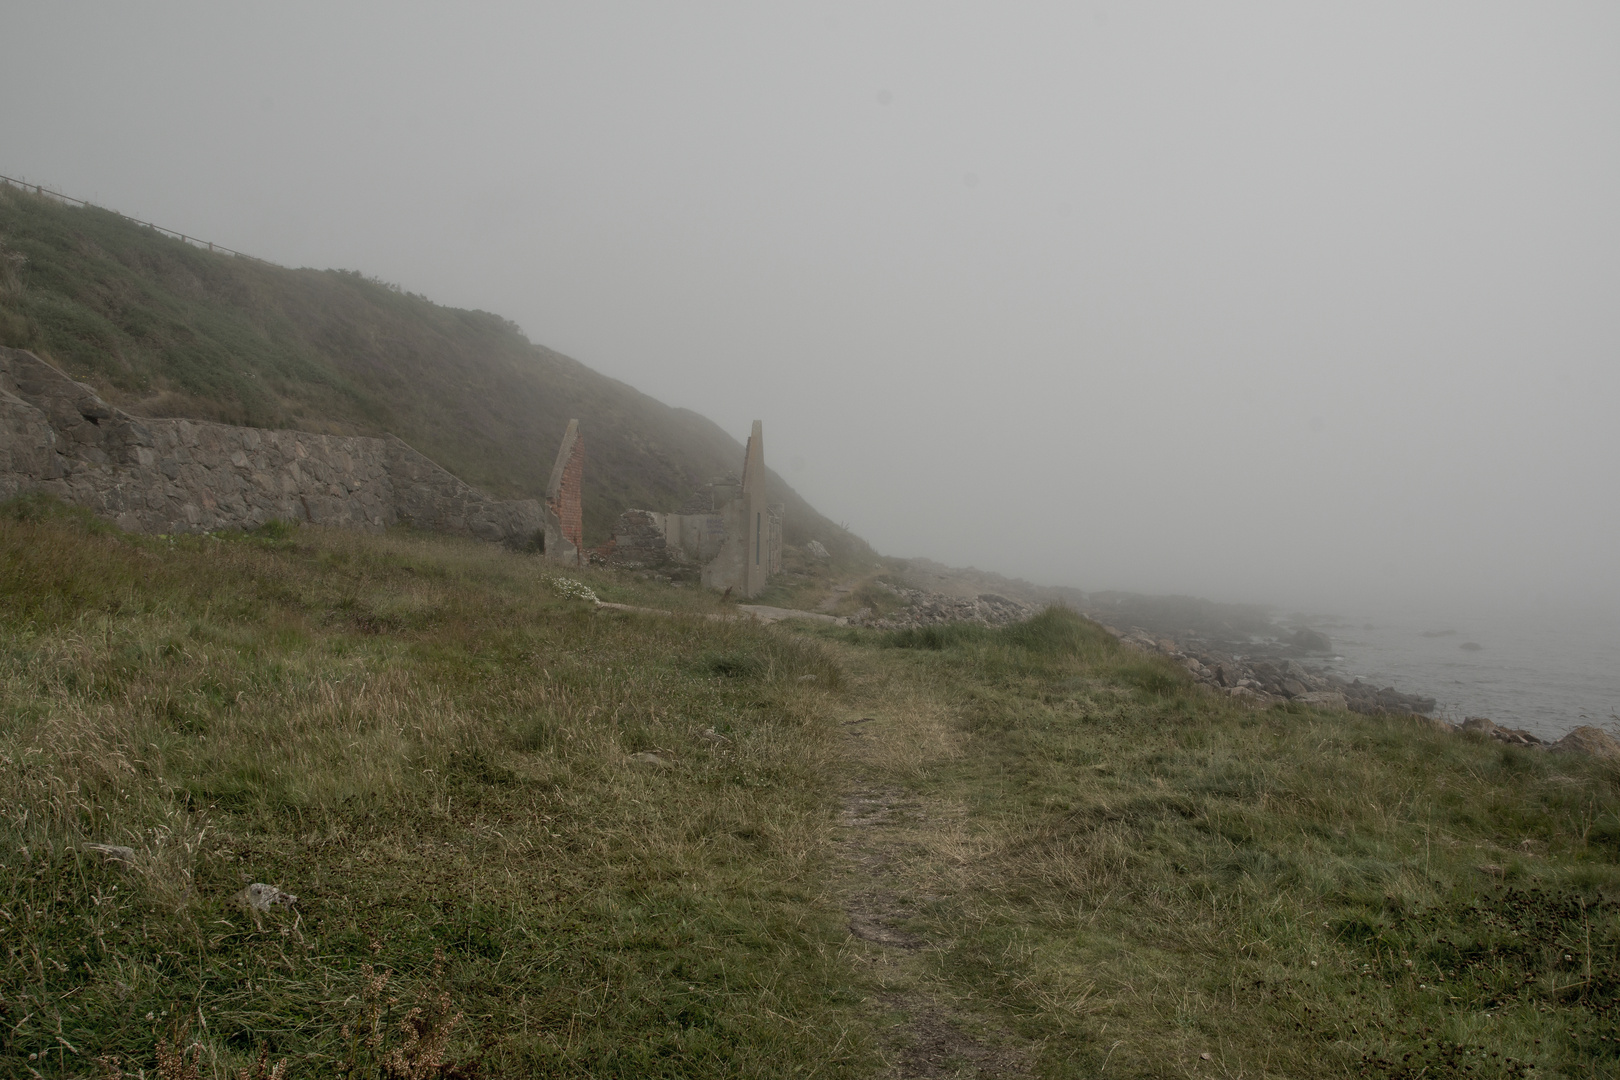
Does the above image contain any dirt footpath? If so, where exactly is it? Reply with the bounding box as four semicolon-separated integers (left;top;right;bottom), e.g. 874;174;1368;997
832;670;1033;1079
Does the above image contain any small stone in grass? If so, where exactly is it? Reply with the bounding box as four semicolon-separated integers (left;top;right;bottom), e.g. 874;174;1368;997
85;843;136;864
235;883;298;911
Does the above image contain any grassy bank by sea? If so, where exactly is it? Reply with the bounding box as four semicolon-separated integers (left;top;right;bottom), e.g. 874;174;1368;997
2;497;1617;1077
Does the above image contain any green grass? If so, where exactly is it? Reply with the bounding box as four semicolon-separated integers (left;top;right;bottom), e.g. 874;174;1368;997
3;497;1617;1077
817;613;1620;1078
0;497;866;1077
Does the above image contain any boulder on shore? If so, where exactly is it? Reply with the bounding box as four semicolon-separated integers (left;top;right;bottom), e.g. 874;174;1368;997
1289;628;1333;654
1550;725;1620;760
1460;717;1543;747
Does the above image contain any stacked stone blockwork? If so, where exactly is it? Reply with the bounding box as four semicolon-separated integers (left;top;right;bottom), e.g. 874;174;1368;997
0;347;542;546
609;419;783;597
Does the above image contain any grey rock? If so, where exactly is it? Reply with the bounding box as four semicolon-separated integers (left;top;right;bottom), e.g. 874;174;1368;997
84;843;136;864
1460;717;1542;746
1374;686;1438;715
235;883;298;911
1550;725;1620;760
854;581;1035;630
1289;628;1333;653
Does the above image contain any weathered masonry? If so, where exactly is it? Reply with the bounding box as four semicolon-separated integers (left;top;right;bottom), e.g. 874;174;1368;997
541;418;584;565
0;347;542;545
609;419;782;597
0;347;779;585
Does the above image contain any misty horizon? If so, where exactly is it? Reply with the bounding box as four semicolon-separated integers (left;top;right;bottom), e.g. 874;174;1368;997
4;3;1617;613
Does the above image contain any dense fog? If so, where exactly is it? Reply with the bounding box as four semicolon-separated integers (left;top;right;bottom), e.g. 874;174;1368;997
4;3;1617;611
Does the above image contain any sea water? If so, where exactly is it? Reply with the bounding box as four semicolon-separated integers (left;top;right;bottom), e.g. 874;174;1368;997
1307;602;1620;742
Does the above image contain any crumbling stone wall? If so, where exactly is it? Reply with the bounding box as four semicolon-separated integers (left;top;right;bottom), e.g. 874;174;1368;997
0;347;541;545
609;509;672;566
610;420;782;596
383;436;541;544
541;419;584;564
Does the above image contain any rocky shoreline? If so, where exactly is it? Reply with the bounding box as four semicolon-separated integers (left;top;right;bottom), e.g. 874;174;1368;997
833;576;1620;761
1096;623;1439;716
1097;622;1620;759
800;573;1620;761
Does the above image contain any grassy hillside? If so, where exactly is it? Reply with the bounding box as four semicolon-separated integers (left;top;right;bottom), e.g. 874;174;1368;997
3;498;1617;1077
0;182;858;551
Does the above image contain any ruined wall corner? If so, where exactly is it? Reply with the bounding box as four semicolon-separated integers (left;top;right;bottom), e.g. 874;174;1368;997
542;419;584;565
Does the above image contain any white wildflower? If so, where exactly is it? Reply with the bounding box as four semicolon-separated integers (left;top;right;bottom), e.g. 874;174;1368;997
548;577;599;603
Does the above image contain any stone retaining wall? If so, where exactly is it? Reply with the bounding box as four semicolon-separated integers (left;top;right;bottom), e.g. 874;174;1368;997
0;347;541;546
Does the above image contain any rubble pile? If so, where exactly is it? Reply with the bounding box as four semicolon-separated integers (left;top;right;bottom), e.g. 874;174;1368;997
855;583;1035;630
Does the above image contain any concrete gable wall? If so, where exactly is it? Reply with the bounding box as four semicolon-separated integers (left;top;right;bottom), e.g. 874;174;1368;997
612;419;782;597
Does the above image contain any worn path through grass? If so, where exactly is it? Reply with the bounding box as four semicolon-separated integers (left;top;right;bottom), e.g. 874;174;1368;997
830;655;1035;1079
811;612;1620;1080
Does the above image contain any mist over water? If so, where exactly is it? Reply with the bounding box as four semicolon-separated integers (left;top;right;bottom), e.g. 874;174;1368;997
3;4;1617;722
1308;602;1620;740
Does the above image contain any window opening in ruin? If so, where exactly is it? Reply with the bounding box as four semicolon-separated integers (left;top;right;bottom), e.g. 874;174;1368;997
756;512;761;564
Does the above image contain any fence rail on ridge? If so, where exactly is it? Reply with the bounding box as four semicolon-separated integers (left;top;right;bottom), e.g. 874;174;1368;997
0;172;267;264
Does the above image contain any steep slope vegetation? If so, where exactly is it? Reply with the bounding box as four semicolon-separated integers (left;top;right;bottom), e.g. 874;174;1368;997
0;183;858;549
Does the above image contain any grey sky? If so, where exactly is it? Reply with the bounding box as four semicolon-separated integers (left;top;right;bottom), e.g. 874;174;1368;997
4;2;1617;610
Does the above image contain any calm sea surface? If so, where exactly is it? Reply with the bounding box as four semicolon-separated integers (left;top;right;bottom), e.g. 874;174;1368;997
1305;603;1620;742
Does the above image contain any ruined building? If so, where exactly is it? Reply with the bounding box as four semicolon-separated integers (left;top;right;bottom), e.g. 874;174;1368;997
0;344;780;593
540;419;584;565
609;420;782;597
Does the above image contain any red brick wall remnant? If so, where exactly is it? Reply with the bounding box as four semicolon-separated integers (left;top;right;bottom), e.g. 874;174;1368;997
548;429;584;552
